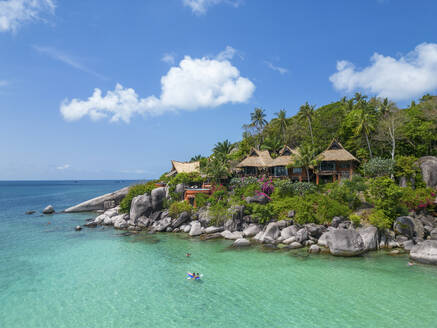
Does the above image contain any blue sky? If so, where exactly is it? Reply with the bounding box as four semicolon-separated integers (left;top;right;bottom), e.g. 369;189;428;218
1;0;436;180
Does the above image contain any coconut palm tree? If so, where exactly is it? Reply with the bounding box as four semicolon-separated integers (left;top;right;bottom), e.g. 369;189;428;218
291;143;318;182
190;155;203;162
213;140;235;157
261;135;283;156
204;156;230;183
250;108;268;134
297;102;315;145
273;109;288;143
353;105;375;159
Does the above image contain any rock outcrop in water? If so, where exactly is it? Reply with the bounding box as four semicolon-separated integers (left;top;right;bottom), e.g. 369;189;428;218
43;205;55;214
75;185;437;264
64;187;129;213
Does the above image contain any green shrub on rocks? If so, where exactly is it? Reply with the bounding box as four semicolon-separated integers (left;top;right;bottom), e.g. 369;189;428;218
273;180;316;198
194;193;209;208
120;181;157;213
169;201;193;218
368;209;392;229
366;177;406;220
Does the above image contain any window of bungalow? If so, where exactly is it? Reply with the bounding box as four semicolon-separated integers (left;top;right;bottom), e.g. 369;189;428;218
244;167;257;175
338;162;350;169
320;161;336;171
292;167;302;174
274;166;287;176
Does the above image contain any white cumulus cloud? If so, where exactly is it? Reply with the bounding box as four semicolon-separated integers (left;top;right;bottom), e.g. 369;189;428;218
60;49;255;123
329;43;437;101
0;0;55;33
182;0;241;15
56;164;70;170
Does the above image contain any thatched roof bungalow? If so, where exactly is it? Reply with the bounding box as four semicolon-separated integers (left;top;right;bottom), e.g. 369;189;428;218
315;139;359;184
236;148;273;175
166;160;200;177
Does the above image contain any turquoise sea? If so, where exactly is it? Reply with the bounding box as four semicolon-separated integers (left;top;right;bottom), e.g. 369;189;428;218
1;180;437;328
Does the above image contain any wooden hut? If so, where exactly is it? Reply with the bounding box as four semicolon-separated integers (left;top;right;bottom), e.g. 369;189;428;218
268;145;308;180
166;160;200;177
236;148;273;176
315;139;359;184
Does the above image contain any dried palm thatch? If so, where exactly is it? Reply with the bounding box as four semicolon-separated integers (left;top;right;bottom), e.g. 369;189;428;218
317;140;359;162
166;160;200;177
237;148;273;168
270;145;300;167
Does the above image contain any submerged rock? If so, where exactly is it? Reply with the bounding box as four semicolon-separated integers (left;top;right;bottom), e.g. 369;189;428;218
233;238;251;247
309;244;321;254
75;225;82;231
410;240;437;265
42;205;55;214
25;210;36;215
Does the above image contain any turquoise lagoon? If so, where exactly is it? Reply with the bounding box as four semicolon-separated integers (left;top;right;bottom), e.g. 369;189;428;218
1;181;436;328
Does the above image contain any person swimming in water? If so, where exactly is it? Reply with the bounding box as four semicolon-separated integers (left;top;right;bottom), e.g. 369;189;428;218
186;253;191;257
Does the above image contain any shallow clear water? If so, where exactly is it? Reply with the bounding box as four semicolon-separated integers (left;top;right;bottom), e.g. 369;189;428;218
1;181;437;328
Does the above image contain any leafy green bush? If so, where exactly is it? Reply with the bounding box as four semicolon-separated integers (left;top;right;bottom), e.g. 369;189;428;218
268;194;350;225
208;189;228;206
362;157;394;178
349;213;361;226
327;182;361;210
208;202;230;226
366;177;406;220
230;176;258;189
249;203;278;224
400;187;436;212
369;209;392;229
394;155;423;187
194;193;209;208
119;181;157;213
342;175;367;193
168;201;193;218
273;180;316;198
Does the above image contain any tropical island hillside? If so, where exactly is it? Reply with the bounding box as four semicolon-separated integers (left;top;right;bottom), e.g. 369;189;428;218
68;93;437;264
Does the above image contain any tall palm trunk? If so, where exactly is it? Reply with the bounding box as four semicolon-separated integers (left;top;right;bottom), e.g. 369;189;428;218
308;118;314;145
306;167;310;182
365;132;373;159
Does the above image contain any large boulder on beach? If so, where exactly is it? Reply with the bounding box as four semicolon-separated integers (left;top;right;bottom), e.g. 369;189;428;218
156;217;172;232
233;238;251;247
418;156;437;189
204;226;224;234
221;230;243;240
280;225;297;240
325;229;366;256
104;206;119;218
42;205;55;214
394;216;424;241
114;216;128;229
129;194;152;224
151;187;166;211
245;194;270;205
309;244;321;254
358;226;378;251
255;222;280;243
94;214;108;224
243;224;261;237
172;212;190;228
305;224;326;238
64;186;129;212
410;240;437;265
189;221;202;236
295;228;308;243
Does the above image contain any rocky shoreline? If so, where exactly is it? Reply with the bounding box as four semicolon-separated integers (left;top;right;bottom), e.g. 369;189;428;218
64;185;437;266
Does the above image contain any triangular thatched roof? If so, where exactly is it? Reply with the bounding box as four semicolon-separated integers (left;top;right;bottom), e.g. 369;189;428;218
317;139;359;162
237;148;273;168
270;145;300;167
166;160;200;176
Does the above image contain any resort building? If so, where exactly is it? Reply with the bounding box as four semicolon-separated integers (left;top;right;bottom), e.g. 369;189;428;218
236;148;273;176
315;140;359;184
166;160;200;177
268;146;309;181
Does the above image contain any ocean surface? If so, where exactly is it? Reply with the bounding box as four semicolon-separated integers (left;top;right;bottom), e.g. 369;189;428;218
1;180;436;328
